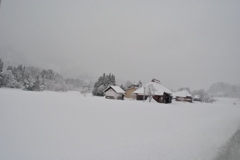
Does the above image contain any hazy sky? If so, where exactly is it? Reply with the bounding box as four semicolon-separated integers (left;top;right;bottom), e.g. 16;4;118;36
0;0;240;90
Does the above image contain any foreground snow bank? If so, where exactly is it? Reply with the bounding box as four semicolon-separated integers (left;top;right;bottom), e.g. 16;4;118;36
214;129;240;160
0;88;240;160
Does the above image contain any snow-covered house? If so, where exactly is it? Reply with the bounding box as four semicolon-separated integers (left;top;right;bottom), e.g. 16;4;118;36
193;95;201;101
173;90;193;103
103;85;125;100
134;79;172;103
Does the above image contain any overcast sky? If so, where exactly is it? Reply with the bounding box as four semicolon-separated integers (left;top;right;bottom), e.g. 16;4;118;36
0;0;240;90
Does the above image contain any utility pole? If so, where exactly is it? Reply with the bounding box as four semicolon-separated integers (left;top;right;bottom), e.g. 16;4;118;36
143;86;146;102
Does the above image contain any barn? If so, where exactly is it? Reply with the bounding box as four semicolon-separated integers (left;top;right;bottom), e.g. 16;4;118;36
103;85;125;100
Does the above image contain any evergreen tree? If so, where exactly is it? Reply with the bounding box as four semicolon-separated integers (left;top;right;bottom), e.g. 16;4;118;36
109;73;115;85
0;69;20;88
9;65;25;87
0;58;3;87
0;58;3;73
23;67;44;91
120;84;124;90
138;81;142;87
32;75;42;91
92;73;116;96
7;66;12;70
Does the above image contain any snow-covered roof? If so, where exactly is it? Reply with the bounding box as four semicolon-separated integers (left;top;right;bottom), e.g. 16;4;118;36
145;97;158;103
194;95;200;99
103;85;125;94
134;82;172;95
173;90;192;98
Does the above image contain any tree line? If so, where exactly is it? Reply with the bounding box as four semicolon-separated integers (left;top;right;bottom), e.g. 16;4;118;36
0;58;92;92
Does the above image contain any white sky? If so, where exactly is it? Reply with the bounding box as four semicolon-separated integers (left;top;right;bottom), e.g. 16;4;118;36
0;0;240;90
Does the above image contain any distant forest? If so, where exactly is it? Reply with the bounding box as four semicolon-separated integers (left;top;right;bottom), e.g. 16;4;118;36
0;58;93;92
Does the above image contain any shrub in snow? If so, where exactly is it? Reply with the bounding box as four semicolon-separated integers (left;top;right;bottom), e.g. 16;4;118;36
192;89;215;103
80;86;91;96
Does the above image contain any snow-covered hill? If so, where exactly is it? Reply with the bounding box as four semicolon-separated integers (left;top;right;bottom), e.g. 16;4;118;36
0;88;240;160
208;82;240;98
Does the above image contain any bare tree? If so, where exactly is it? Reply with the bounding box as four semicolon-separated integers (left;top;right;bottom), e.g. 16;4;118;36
145;84;157;102
123;80;133;89
192;89;215;103
143;86;146;102
80;86;90;97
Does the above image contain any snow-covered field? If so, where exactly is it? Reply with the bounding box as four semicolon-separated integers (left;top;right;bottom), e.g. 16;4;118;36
0;88;240;160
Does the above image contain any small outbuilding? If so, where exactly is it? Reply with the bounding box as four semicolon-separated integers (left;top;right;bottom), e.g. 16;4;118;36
173;90;193;103
103;85;125;100
193;95;201;101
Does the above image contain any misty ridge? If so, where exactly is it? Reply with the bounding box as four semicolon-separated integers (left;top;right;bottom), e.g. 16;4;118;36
208;82;240;98
0;58;239;101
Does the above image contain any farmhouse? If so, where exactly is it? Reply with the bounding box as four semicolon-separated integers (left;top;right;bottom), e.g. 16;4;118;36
103;85;125;100
173;90;193;103
134;79;172;103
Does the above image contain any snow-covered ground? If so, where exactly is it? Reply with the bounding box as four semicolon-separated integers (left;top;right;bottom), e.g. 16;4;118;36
214;97;240;106
0;88;240;160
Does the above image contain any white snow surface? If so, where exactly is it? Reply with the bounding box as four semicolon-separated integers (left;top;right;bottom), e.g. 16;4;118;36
1;88;240;160
214;97;240;106
134;82;172;95
173;90;192;98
